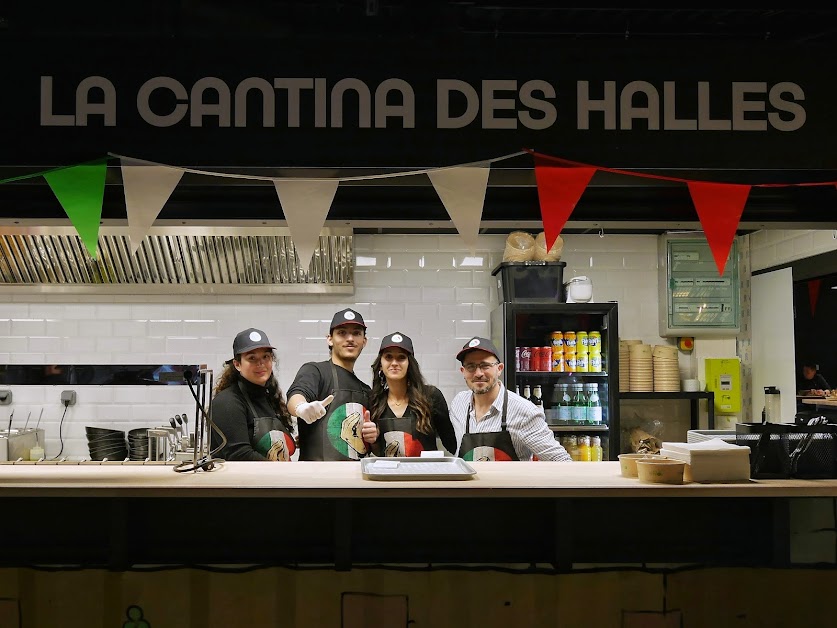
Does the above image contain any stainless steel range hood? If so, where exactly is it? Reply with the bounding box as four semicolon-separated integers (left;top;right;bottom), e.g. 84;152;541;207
0;225;354;295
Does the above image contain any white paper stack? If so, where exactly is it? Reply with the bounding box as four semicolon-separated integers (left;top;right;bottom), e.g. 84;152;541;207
660;439;751;483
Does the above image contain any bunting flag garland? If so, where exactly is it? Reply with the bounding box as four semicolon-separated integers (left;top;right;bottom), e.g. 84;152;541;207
532;155;597;251
43;160;108;258
427;164;491;254
686;181;751;275
273;179;340;269
120;157;185;254
5;149;837;276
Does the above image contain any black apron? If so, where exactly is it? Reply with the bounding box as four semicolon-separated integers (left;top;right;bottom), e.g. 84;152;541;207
457;389;519;461
238;380;296;461
301;362;370;461
377;407;438;457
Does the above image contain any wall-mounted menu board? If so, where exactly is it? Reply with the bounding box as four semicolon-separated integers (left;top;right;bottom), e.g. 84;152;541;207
658;235;740;337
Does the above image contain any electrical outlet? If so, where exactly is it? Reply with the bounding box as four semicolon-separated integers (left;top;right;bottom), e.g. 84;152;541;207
60;390;77;406
0;389;11;405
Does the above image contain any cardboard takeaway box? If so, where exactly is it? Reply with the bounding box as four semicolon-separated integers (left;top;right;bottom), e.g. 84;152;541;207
660;438;751;483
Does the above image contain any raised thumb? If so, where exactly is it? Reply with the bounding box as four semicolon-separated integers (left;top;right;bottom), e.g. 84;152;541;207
320;394;335;408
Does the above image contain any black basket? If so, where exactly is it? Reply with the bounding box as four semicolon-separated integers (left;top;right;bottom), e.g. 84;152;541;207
491;261;566;302
736;422;837;479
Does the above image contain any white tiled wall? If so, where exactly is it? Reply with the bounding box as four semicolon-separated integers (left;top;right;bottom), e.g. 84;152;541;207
750;229;837;271
1;233;675;459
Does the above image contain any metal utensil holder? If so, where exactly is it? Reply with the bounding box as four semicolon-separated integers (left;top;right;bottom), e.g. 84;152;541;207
191;367;214;471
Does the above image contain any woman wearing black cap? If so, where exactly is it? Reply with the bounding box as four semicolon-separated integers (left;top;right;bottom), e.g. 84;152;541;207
211;328;296;461
369;331;457;456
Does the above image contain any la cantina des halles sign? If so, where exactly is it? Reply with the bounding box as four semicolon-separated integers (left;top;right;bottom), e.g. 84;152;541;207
2;39;833;168
41;75;805;133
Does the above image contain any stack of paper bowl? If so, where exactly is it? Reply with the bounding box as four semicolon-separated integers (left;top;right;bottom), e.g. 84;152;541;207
652;344;680;392
635;458;686;484
618;453;663;478
619;339;641;392
628;342;653;392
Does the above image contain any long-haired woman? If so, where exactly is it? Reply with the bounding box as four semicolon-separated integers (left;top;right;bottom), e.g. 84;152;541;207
211;327;295;461
369;331;456;456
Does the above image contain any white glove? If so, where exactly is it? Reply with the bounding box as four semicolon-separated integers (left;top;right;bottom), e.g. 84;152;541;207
295;394;335;424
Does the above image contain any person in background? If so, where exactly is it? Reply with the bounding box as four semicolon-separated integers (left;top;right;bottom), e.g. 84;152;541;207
798;360;831;396
369;331;457;456
211;328;296;461
449;336;572;462
287;308;378;460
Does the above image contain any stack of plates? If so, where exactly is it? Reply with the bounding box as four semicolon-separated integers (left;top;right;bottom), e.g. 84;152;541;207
619;339;642;392
85;426;128;461
128;427;152;461
652;344;680;392
628;343;653;392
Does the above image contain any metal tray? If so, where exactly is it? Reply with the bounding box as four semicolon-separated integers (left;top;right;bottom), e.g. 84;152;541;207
361;457;477;481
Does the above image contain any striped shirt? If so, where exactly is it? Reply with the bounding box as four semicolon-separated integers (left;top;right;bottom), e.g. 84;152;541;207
449;383;572;461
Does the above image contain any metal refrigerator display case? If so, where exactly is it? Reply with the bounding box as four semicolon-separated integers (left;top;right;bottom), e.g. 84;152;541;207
490;301;620;460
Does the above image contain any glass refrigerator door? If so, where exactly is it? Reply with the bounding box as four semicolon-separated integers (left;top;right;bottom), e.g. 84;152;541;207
490;302;619;460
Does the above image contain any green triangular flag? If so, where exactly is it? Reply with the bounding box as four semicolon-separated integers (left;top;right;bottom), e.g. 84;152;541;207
44;160;107;258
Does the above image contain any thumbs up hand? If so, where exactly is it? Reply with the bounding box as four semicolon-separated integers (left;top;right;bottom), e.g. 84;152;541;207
295;394;335;424
361;408;378;444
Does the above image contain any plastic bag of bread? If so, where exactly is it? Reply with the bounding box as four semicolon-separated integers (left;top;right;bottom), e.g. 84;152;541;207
503;231;535;262
533;231;563;261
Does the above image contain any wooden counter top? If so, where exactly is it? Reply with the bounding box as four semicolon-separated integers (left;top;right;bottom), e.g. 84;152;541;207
801;397;837;407
2;460;837;498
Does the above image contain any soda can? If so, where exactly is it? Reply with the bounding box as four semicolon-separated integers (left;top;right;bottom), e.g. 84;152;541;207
565;352;577;372
564;331;577;350
520;346;532;371
588;331;601;351
576;353;589;372
531;346;542;371
589;353;603;372
550;331;564;350
515;346;521;371
552;353;565;372
539;346;552;372
577;331;589;350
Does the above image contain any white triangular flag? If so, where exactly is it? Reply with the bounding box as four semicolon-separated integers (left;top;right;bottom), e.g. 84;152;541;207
120;157;184;253
428;164;490;254
273;179;339;270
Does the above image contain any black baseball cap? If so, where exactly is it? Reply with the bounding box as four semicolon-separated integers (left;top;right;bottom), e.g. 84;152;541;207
379;332;414;355
456;336;501;362
330;308;367;332
231;328;275;360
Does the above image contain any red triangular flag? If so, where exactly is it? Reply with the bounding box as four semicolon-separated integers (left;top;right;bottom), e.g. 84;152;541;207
687;181;751;275
809;279;822;317
533;155;596;249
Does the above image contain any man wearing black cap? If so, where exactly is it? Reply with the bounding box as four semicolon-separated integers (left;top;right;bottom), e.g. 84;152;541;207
450;336;572;462
287;308;379;460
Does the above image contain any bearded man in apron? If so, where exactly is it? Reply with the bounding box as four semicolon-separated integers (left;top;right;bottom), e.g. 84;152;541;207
211;328;296;461
450;336;572;462
287;308;379;460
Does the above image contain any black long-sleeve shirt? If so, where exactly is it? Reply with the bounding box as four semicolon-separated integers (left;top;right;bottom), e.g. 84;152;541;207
211;379;282;461
799;373;831;393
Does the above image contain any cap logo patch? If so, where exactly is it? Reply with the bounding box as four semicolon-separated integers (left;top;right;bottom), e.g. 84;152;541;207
344;311;356;320
392;334;403;342
468;338;480;348
249;331;262;342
